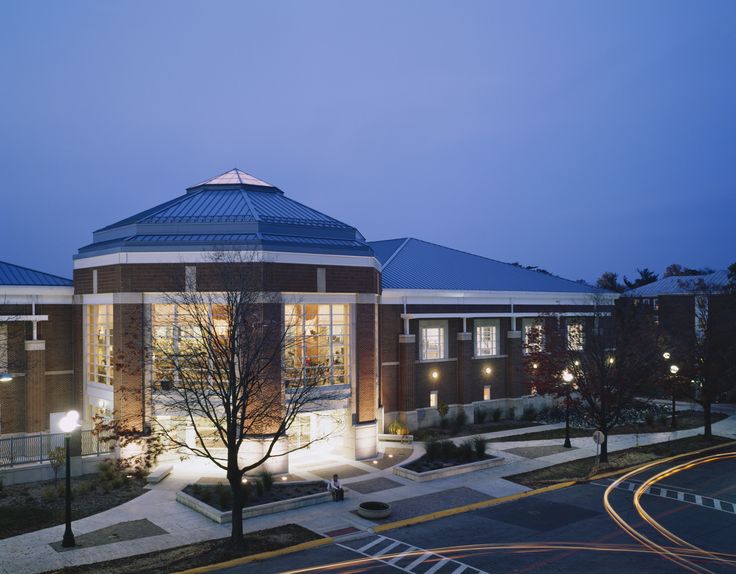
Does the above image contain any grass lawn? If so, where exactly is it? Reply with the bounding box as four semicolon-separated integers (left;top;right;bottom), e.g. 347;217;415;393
46;524;322;574
413;420;540;442
488;411;728;443
507;434;734;488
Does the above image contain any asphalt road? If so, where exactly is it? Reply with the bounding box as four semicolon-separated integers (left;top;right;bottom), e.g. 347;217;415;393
217;445;736;574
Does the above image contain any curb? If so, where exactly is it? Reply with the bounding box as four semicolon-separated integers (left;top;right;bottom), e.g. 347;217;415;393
372;480;575;533
174;536;334;574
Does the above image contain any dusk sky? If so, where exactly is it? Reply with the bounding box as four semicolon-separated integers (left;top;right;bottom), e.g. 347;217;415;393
1;1;734;283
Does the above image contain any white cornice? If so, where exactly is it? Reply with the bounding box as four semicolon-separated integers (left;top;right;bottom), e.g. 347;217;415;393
0;286;74;305
380;289;618;306
73;250;380;270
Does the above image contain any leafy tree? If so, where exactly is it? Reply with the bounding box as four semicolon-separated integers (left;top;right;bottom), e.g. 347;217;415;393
525;304;663;462
49;447;66;486
665;285;736;438
623;268;658;290
663;264;713;278
596;272;625;293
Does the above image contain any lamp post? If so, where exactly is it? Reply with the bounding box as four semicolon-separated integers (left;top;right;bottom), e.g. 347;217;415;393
59;410;80;548
562;371;574;448
669;364;679;429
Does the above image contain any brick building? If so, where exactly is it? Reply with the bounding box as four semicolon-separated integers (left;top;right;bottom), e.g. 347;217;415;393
0;261;74;435
2;168;617;468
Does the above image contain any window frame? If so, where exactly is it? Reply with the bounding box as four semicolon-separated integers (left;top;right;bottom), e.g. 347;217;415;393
566;319;585;351
522;318;545;355
474;319;500;357
418;320;449;361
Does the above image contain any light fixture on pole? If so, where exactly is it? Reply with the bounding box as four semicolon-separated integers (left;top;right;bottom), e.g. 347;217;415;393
561;371;574;448
59;410;80;548
669;364;679;430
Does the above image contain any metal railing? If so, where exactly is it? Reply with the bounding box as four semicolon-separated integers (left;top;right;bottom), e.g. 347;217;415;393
0;430;112;468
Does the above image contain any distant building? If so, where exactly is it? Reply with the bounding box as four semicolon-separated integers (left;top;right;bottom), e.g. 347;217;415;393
1;168;617;468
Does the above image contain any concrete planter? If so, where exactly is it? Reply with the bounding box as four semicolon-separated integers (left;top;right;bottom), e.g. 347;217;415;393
393;456;504;482
377;433;414;444
357;501;392;519
176;487;332;524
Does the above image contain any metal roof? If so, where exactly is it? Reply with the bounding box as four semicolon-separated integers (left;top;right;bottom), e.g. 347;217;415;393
79;169;370;260
0;260;72;286
368;237;601;293
624;271;730;296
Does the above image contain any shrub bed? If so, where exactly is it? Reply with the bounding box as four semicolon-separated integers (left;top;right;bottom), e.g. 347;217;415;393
182;480;325;512
404;437;496;473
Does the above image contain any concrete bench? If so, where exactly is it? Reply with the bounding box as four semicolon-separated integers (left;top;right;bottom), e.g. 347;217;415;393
147;464;173;484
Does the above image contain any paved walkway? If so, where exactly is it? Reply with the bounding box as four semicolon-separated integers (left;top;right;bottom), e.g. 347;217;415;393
2;408;735;574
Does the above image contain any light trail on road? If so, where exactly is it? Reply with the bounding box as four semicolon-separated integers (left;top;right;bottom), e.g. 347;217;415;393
279;541;736;574
603;449;736;573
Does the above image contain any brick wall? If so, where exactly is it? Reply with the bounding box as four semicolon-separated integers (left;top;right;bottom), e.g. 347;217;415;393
355;303;377;423
113;304;145;431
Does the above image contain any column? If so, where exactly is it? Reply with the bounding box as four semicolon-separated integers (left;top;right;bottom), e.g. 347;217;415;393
456;332;473;404
25;340;46;432
505;330;523;398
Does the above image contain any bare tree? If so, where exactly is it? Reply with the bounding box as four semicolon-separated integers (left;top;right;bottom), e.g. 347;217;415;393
525;302;663;462
666;281;736;439
150;253;340;547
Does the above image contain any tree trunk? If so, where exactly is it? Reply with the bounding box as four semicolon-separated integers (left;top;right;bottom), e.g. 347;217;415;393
599;434;608;463
703;401;713;440
229;473;245;547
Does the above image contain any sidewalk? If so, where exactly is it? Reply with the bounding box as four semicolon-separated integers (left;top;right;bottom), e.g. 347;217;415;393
2;413;735;574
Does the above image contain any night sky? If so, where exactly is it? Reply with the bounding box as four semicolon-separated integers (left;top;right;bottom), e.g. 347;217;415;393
1;1;734;283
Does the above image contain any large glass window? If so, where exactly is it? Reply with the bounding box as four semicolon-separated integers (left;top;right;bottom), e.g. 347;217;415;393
284;304;351;386
522;318;544;355
475;319;499;356
566;320;585;351
87;305;114;385
419;320;448;361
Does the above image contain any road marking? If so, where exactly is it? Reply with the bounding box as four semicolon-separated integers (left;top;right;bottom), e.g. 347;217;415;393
339;535;488;574
593;479;736;515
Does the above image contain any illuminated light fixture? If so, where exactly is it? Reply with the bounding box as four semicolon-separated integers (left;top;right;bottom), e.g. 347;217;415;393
98;399;105;408
388;454;394;458
574;360;580;366
607;357;615;365
242;478;249;484
58;410;80;434
0;373;12;383
484;367;492;375
281;476;287;481
532;363;539;370
372;460;378;464
662;352;671;360
431;370;439;380
562;371;574;384
670;364;679;375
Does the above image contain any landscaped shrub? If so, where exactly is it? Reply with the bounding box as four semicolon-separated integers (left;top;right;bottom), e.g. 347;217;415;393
438;402;449;429
216;484;231;508
507;407;516;420
388;421;409;436
658;413;668;425
425;438;442;460
76;481;93;495
440;440;456;460
259;469;274;492
41;487;56;502
644;412;654;426
473;436;487;458
491;408;502;422
454;410;468;432
475;409;487;424
522;406;537;421
458;440;475;462
537;406;550;420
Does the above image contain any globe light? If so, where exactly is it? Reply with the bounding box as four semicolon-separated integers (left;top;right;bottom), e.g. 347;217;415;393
562;371;574;383
58;411;80;434
484;367;492;375
663;352;671;360
670;364;679;375
431;370;439;380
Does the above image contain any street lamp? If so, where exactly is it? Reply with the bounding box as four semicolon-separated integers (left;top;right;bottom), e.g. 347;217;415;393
562;370;574;448
669;364;680;430
59;410;80;548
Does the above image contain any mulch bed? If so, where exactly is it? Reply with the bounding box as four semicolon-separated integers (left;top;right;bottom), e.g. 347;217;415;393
182;480;326;511
44;524;322;574
413;420;540;442
0;474;147;540
403;453;497;473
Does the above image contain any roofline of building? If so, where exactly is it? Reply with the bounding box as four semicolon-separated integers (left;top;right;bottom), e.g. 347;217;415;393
380;288;618;306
